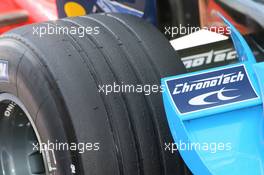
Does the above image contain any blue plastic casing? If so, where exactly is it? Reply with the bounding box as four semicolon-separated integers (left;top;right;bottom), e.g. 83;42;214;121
57;0;157;25
162;15;264;175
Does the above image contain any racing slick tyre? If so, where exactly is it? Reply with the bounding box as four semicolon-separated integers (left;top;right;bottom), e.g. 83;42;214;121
0;13;190;175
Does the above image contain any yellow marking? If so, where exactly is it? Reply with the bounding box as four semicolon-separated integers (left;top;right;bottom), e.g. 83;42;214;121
64;2;87;17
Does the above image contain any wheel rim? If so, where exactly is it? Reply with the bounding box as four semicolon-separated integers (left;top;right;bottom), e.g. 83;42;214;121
0;93;46;175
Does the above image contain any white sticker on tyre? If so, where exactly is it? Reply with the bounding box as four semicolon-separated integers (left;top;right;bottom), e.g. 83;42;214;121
0;60;8;82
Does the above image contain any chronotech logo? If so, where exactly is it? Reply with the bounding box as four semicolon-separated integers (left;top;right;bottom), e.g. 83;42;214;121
188;88;240;106
166;65;258;114
181;48;237;69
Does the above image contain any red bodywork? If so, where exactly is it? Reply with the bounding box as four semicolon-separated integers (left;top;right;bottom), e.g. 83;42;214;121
0;0;57;34
199;0;251;35
0;0;256;36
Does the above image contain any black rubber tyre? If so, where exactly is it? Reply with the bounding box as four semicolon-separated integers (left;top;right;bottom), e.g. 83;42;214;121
0;13;188;175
